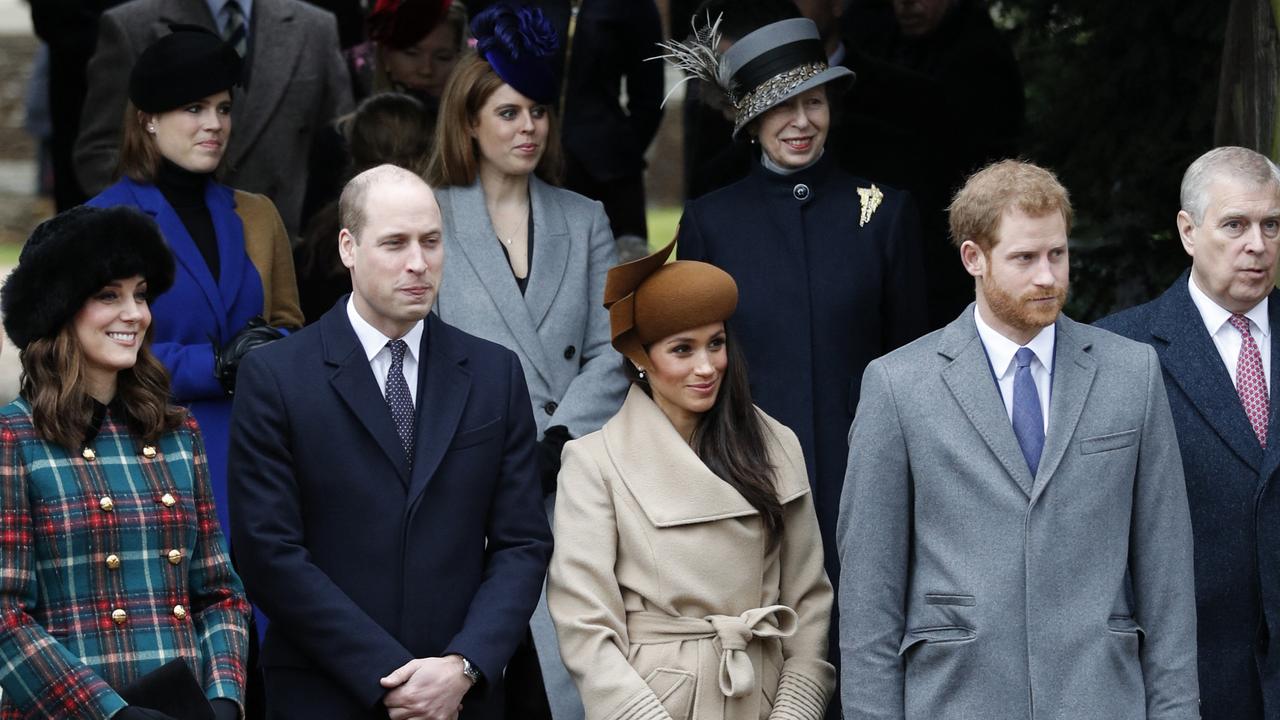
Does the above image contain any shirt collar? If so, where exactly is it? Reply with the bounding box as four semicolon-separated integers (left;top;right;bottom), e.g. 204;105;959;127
973;304;1056;379
346;297;424;365
1188;273;1270;339
206;0;253;23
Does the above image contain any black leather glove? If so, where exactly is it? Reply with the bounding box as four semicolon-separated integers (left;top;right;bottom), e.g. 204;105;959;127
537;425;572;496
210;699;239;720
115;708;180;720
214;317;286;395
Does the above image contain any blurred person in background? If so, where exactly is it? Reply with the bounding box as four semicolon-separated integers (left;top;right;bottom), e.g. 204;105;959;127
0;205;250;720
425;5;627;718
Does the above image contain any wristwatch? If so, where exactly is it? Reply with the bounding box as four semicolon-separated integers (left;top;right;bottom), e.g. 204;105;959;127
460;656;482;685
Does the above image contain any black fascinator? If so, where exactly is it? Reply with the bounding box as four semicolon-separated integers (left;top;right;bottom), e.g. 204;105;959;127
470;3;559;103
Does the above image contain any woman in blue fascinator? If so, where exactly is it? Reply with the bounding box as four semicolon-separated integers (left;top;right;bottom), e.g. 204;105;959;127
424;4;627;720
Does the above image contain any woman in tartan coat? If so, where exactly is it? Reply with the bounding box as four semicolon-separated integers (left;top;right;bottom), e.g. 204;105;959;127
0;206;251;720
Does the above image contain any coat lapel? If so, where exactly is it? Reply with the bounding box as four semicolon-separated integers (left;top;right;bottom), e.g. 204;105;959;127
322;303;410;486
406;315;470;507
224;0;302;171
209;183;248;313
522;177;570;328
124;180;229;339
154;2;217;36
443;181;554;380
1258;292;1280;480
940;307;1035;497
1153;276;1263;471
1029;316;1096;505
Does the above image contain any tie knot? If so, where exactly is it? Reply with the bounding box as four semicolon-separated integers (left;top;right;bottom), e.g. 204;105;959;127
387;339;408;362
225;0;243;16
1015;346;1035;369
1229;313;1252;336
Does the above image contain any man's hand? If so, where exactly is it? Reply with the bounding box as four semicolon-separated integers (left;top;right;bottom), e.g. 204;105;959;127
379;655;473;720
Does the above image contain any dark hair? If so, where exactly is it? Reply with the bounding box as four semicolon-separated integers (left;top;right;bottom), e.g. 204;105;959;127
20;321;186;450
424;52;563;187
626;326;785;549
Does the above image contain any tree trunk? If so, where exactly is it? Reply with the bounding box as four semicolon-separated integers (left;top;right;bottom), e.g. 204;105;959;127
1215;0;1280;156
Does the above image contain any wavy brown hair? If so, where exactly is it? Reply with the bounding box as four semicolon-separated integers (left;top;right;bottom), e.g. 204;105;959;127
424;52;563;188
627;326;785;550
20;322;186;449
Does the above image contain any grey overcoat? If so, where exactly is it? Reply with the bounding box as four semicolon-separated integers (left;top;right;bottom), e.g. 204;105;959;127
433;176;628;720
74;0;353;236
837;307;1199;720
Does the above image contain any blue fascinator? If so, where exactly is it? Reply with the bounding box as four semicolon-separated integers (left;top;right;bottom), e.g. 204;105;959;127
470;3;560;103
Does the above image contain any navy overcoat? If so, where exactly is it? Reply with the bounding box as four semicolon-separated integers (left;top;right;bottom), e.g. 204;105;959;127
1099;271;1280;719
227;303;552;719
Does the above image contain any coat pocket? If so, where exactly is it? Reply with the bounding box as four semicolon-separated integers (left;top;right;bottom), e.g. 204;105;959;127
898;626;977;656
1079;428;1138;455
924;593;976;606
447;417;503;450
1106;615;1145;637
643;667;695;720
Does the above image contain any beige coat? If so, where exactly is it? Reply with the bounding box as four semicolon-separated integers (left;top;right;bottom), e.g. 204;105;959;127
548;386;835;720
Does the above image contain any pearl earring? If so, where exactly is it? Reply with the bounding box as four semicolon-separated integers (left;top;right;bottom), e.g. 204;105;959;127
147;124;156;133
637;367;647;380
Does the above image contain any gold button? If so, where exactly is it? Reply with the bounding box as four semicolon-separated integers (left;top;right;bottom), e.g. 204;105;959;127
99;496;114;512
160;493;176;507
82;447;96;461
142;445;157;459
111;608;127;625
105;554;121;570
173;604;187;620
166;549;183;565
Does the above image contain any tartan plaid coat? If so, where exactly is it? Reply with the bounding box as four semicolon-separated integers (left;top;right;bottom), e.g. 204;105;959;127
0;397;250;719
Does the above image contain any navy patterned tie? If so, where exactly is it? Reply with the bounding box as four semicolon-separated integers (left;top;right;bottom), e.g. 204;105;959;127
223;0;247;57
1012;347;1045;477
385;339;415;463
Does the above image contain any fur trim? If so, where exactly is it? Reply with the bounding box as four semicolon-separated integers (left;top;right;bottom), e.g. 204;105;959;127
2;206;176;349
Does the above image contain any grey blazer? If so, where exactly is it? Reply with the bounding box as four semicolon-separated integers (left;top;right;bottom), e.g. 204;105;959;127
837;307;1199;720
74;0;353;237
433;176;627;441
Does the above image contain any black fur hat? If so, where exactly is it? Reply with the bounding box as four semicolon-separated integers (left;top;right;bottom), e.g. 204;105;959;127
2;206;176;350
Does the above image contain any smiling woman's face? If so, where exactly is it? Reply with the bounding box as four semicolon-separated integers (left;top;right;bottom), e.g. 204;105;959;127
73;275;151;398
752;86;829;170
643;321;729;431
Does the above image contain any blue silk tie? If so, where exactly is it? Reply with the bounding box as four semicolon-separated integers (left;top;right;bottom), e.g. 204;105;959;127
385;339;415;463
1012;347;1045;477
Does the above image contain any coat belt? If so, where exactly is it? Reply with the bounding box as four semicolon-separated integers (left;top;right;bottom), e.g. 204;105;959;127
627;605;798;698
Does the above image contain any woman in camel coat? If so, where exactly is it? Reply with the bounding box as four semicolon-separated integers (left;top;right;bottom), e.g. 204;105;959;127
547;242;835;720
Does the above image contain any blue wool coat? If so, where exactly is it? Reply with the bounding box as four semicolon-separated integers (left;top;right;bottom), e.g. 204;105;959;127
87;177;302;539
1099;271;1280;719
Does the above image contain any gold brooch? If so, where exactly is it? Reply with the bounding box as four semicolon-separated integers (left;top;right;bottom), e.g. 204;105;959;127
858;185;884;227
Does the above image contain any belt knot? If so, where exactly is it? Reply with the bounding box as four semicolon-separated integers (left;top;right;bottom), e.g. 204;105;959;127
704;605;797;698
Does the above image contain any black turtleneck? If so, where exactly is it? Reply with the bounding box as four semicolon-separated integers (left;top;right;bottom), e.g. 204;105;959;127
156;159;220;281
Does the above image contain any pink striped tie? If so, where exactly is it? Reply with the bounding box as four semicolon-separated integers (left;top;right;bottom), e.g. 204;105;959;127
1229;313;1268;448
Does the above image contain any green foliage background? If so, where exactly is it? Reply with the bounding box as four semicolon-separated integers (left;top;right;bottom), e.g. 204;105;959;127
992;0;1227;320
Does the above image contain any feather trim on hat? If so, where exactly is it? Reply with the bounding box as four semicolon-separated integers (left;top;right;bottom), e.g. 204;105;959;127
650;13;732;109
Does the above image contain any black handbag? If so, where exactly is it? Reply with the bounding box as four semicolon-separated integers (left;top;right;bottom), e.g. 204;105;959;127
117;659;216;720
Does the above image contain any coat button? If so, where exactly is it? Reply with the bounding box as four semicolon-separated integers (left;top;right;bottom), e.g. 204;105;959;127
160;493;176;507
111;608;127;625
564;346;576;360
82;447;96;461
793;183;810;201
167;549;183;565
142;445;157;459
173;604;187;620
543;401;558;415
105;554;121;570
99;496;114;512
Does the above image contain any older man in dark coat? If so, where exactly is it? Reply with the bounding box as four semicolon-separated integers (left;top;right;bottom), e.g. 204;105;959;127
1099;146;1280;719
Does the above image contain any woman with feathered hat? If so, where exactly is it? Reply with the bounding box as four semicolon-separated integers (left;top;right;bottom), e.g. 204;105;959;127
546;241;835;720
0;206;250;720
425;6;628;716
666;15;929;643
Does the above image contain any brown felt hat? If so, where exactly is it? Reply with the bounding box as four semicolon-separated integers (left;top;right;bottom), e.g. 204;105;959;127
603;240;739;368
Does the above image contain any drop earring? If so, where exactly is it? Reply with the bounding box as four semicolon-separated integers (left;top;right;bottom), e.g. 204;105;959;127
637;367;647;381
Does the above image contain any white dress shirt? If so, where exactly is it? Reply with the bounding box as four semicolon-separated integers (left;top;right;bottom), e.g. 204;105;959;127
1187;274;1271;390
205;0;253;39
347;298;423;406
974;305;1055;433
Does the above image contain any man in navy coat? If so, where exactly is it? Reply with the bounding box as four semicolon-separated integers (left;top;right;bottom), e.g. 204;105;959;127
228;165;552;719
1099;146;1280;719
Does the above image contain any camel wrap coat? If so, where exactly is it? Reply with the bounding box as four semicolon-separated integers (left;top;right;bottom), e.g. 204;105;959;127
548;386;835;720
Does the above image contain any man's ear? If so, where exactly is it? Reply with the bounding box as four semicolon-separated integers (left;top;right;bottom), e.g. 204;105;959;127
959;239;986;279
1176;210;1197;259
338;228;357;270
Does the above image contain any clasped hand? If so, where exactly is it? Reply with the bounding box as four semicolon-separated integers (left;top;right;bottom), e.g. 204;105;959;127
380;655;472;720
